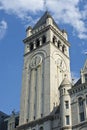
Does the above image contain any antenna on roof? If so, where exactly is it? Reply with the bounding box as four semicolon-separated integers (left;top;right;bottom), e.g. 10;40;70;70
43;0;48;11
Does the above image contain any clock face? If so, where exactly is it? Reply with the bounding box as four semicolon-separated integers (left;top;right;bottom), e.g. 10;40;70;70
56;56;66;71
30;55;42;69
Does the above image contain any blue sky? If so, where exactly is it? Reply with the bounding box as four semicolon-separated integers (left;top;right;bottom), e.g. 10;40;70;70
0;0;87;115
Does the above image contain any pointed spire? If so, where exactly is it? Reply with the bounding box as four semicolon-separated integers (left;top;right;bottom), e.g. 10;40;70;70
33;11;58;30
33;11;51;30
83;59;87;70
81;58;87;83
61;77;71;86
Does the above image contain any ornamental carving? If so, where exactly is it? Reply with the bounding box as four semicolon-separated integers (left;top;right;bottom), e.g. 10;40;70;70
30;55;42;69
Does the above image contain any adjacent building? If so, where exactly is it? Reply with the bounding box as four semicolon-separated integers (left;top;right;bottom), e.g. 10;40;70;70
4;111;19;130
0;111;19;130
69;60;87;130
0;111;8;130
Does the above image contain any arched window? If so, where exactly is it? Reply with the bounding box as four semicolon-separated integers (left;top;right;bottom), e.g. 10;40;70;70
40;126;43;130
78;97;84;106
36;39;40;47
57;40;61;48
42;35;46;44
53;36;56;44
30;43;34;51
62;45;66;53
78;97;85;122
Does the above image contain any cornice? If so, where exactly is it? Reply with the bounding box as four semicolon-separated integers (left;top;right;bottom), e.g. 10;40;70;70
17;114;60;130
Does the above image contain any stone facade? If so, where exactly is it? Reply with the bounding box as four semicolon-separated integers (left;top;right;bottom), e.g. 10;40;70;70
19;11;71;126
0;111;19;130
0;111;8;130
69;59;87;130
16;12;87;130
5;112;19;130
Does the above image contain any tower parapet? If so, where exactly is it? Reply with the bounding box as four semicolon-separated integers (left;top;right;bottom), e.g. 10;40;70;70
81;59;87;83
26;26;32;37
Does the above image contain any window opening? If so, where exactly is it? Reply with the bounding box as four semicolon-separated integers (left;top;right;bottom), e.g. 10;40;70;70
85;74;87;83
57;40;61;48
65;101;69;109
80;112;85;122
36;39;40;47
30;43;33;51
66;115;70;125
42;35;46;44
53;36;56;44
78;97;85;122
86;95;87;104
40;127;43;130
62;45;65;53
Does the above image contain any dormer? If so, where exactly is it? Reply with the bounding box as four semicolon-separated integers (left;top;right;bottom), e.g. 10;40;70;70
81;59;87;83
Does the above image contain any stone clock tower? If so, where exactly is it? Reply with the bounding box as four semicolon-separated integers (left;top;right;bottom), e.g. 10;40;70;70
18;12;71;130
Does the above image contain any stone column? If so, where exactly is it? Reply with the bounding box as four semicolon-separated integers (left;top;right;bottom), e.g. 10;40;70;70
25;43;30;54
39;37;42;46
84;97;87;120
33;41;36;49
29;69;36;121
55;39;58;46
36;67;41;119
60;44;63;51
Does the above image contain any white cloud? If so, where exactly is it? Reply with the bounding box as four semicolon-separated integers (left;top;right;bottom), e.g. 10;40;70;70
0;0;44;13
0;20;7;40
0;0;87;39
0;0;44;26
0;0;44;20
46;0;87;39
82;49;87;55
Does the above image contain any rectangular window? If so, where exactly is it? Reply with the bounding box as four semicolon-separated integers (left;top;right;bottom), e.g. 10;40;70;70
65;101;69;109
85;74;87;83
86;95;87;104
80;112;85;122
66;115;70;125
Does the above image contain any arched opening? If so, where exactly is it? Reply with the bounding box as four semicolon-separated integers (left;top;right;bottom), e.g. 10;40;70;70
78;97;85;122
42;35;46;44
57;40;61;48
40;126;43;130
36;39;40;47
30;43;34;51
62;45;66;53
78;97;84;106
53;36;56;44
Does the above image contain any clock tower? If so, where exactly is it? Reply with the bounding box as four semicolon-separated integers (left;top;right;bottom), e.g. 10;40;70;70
19;11;71;127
